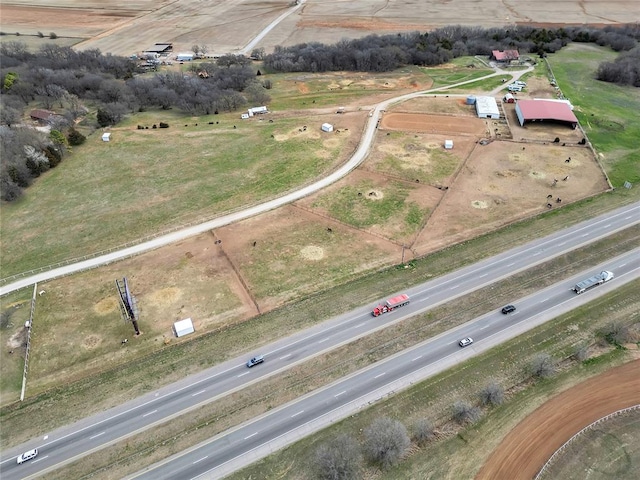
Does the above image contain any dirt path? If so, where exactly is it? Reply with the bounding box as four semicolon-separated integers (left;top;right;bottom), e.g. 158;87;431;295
476;359;640;479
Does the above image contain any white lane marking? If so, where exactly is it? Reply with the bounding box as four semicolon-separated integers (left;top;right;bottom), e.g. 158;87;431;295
412;355;423;361
478;273;488;278
89;431;105;440
193;455;208;464
192;390;206;397
142;410;157;417
318;336;331;343
43;435;48;440
581;233;589;237
244;432;258;440
506;263;515;267
352;322;366;328
335;391;346;397
449;284;460;290
291;410;304;418
618;263;626;268
558;242;566;246
374;372;386;379
603;224;611;228
237;371;250;377
279;354;291;360
32;456;49;464
480;323;491;330
532;251;541;256
416;296;430;303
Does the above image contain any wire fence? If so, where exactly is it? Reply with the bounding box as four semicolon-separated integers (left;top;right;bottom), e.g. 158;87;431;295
534;404;640;479
20;284;38;401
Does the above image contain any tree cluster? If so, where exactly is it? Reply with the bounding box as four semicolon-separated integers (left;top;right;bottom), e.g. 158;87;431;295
597;46;640;86
263;24;639;73
0;44;267;200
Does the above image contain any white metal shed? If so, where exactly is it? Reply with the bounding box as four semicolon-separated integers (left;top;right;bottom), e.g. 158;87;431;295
475;96;500;119
174;318;195;337
101;132;111;142
321;123;333;132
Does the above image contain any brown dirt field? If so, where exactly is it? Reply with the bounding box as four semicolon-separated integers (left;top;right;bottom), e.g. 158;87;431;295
476;359;640;480
381;112;487;136
1;1;634;55
413;140;610;254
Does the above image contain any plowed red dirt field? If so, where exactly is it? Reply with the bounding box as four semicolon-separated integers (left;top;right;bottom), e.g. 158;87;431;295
476;359;640;480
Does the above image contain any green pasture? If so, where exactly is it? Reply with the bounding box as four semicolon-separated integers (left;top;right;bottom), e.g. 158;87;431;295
548;44;640;186
422;65;493;89
0;110;345;277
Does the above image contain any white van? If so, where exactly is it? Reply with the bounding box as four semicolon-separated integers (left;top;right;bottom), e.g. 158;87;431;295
17;448;38;464
508;84;523;92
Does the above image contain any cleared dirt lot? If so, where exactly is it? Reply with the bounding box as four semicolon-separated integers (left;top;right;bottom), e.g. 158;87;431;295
477;359;640;480
1;1;635;55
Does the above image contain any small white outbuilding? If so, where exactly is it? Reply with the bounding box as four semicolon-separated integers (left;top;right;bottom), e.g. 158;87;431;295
101;132;111;142
321;123;334;132
174;318;195;338
444;139;454;149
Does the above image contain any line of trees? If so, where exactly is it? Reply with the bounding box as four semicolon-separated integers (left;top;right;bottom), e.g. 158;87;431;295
264;24;639;75
596;46;640;86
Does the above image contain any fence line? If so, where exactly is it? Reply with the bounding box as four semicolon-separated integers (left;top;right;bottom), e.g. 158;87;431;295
534;404;640;479
20;284;37;401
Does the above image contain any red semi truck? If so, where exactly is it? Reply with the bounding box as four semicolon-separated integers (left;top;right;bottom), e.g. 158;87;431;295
372;293;410;316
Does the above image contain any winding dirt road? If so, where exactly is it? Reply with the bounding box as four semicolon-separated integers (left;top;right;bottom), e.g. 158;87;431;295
476;359;640;479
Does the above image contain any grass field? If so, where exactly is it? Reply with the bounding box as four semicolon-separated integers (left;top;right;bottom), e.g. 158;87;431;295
0;110;357;277
548;43;640;187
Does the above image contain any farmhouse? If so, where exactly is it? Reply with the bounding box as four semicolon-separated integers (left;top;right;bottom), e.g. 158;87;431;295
475;96;500;119
491;49;519;62
30;109;59;124
515;99;578;129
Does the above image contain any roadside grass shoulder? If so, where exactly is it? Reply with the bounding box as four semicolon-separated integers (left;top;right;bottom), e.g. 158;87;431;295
1;218;637;458
228;283;638;480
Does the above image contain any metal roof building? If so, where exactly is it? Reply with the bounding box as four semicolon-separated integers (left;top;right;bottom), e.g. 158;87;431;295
475;96;500;119
515;99;578;128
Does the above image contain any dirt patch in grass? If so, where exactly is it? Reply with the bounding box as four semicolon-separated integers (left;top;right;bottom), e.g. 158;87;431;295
381;112;487;136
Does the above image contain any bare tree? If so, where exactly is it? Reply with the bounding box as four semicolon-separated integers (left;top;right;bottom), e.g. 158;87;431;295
412;419;435;446
601;322;633;345
530;353;556;378
574;344;590;362
312;434;362;480
452;401;481;425
363;417;410;469
479;380;504;406
244;81;271;105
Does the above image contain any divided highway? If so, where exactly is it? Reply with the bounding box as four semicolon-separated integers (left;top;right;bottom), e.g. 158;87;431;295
1;202;638;479
133;249;640;480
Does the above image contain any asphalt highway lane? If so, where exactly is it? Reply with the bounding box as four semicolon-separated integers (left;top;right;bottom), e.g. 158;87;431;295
2;203;638;479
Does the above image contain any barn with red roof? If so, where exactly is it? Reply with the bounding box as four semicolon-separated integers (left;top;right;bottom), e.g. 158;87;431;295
515;99;579;129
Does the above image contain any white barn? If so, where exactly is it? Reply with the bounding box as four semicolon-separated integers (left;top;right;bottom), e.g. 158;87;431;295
475;96;500;119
